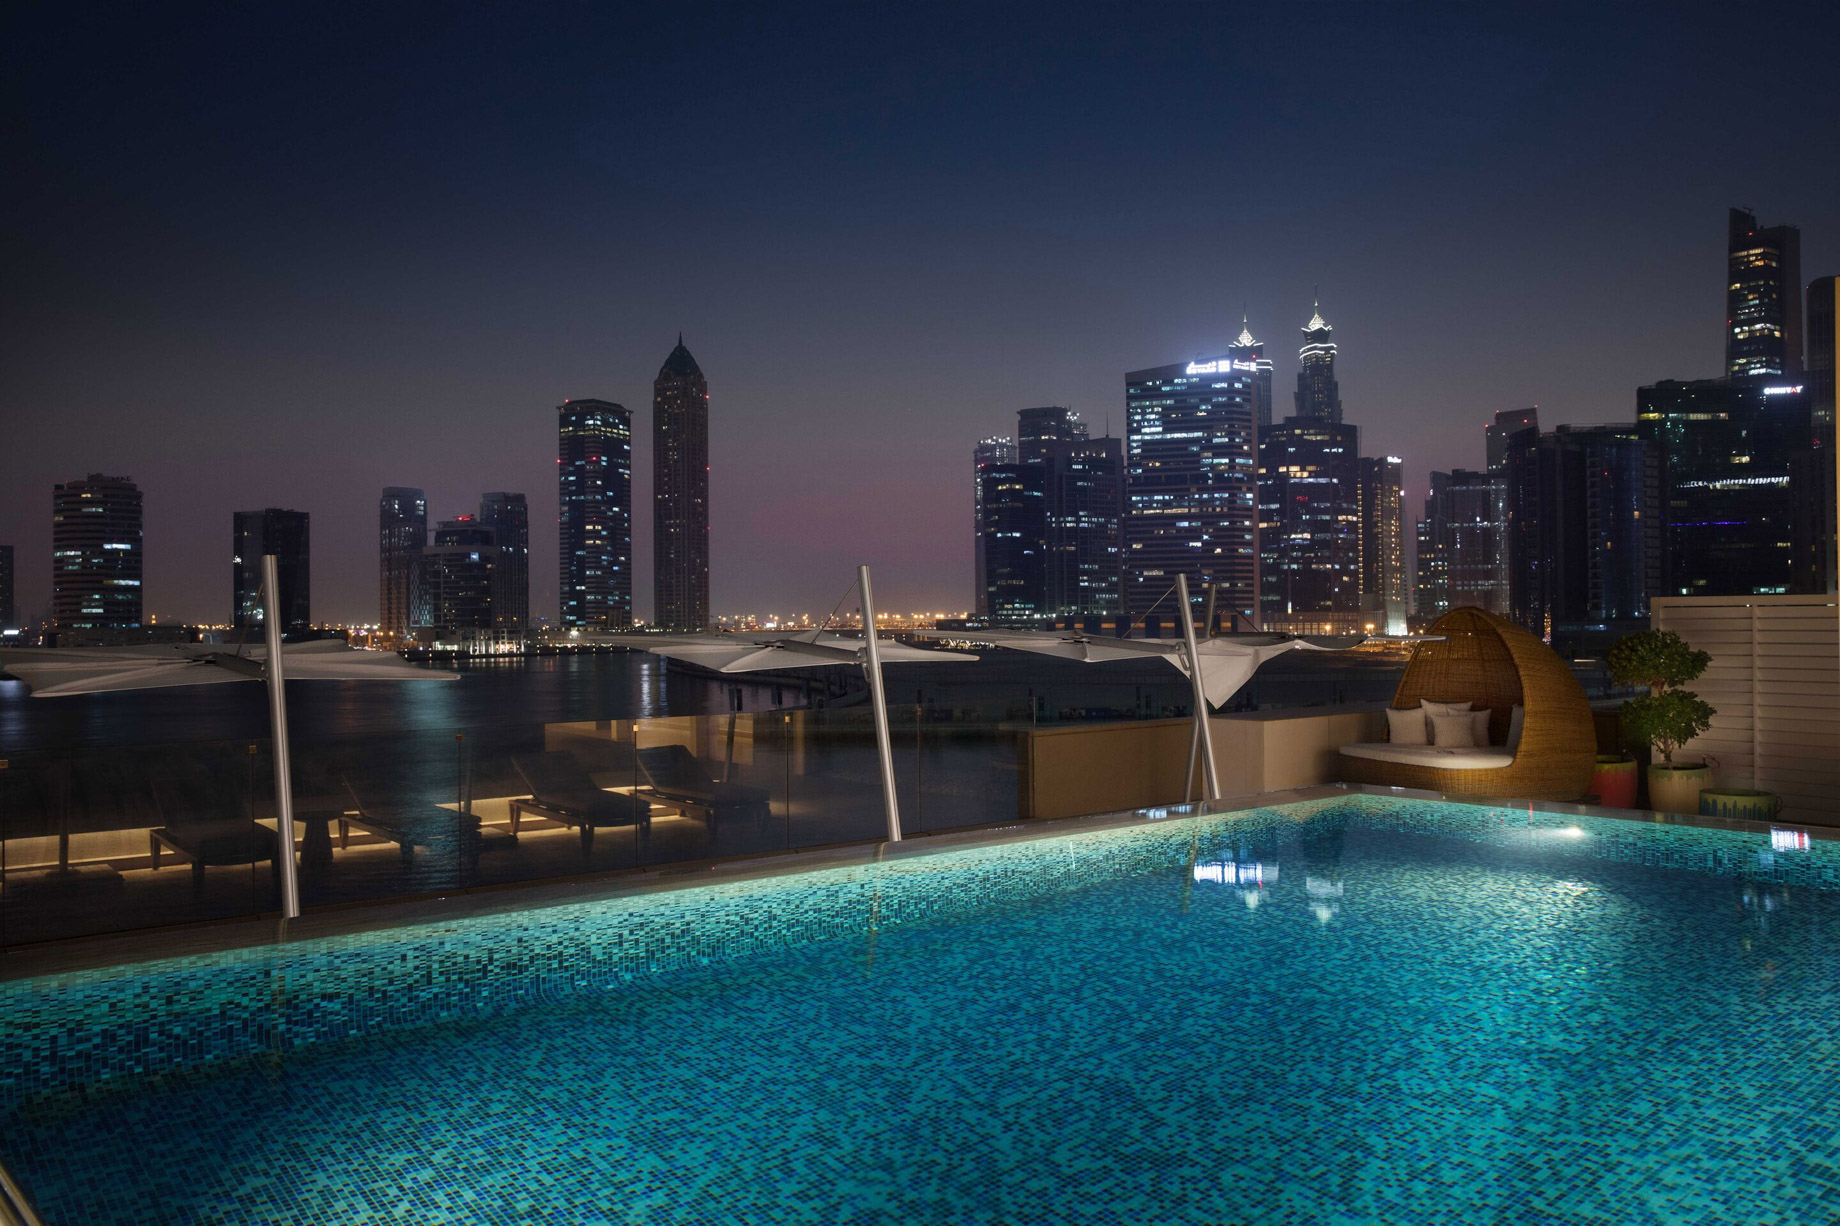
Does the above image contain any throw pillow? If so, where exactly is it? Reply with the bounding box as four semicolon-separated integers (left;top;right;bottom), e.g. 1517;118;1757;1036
1506;704;1526;751
1470;709;1492;745
1430;712;1478;748
1419;699;1474;719
1385;706;1429;745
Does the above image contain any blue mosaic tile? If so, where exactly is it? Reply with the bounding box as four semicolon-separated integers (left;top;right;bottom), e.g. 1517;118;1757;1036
5;795;1840;1223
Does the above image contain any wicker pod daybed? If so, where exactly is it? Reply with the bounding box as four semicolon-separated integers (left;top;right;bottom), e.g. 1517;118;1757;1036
1337;606;1597;801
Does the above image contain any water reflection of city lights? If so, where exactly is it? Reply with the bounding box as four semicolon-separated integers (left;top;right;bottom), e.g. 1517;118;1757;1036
1771;828;1811;852
1305;875;1343;925
1192;861;1275;887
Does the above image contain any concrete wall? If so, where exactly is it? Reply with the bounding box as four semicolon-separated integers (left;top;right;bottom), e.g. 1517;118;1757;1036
1019;705;1387;820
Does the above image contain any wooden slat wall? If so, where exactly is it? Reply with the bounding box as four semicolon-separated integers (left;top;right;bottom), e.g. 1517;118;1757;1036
1651;596;1840;824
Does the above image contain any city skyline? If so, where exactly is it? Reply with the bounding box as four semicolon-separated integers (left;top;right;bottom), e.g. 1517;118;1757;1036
3;5;1837;623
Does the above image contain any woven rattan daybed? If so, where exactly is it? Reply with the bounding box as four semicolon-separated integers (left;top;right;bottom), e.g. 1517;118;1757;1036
1337;606;1596;801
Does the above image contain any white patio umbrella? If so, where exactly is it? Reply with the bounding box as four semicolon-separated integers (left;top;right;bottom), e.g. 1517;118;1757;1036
575;566;971;843
0;557;457;917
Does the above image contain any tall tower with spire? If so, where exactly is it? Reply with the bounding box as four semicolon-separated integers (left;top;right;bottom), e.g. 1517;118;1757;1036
653;334;710;630
1227;314;1274;431
1295;300;1342;423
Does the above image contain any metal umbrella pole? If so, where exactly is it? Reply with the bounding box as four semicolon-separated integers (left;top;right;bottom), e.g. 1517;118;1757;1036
261;554;301;919
857;564;902;842
1175;573;1220;801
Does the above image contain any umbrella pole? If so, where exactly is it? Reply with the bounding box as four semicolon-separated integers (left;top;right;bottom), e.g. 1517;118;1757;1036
262;555;301;919
1175;574;1220;801
857;564;902;842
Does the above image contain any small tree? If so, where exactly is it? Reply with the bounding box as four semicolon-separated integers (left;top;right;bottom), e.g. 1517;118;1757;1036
1606;629;1711;693
1621;689;1716;767
1609;629;1716;767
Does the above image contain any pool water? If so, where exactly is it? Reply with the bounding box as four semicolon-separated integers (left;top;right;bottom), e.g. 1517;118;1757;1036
6;795;1840;1224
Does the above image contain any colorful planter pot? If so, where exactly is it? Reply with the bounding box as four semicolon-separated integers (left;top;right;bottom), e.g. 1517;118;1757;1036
1646;762;1715;815
1588;755;1639;808
1698;788;1780;821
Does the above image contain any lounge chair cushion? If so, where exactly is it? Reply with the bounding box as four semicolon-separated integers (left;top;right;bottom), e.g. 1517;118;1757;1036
1385;706;1429;745
1338;743;1515;770
1419;699;1473;718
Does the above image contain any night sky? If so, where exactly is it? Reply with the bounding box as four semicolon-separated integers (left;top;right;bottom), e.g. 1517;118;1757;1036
4;3;1837;625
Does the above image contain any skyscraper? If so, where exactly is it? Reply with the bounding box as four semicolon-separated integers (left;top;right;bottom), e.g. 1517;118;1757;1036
1294;301;1342;423
1357;456;1407;632
558;398;632;629
422;518;499;638
1727;208;1802;380
1257;416;1362;631
1124;353;1259;626
1228;317;1275;431
1485;407;1540;473
52;474;142;629
1415;469;1511;624
0;544;14;630
653;337;709;631
379;487;427;641
232;508;310;634
1016;406;1085;465
972;436;1017;615
1639;378;1810;598
1039;435;1125;619
1505;423;1662;648
478;492;529;636
978;463;1046;621
1808;276;1837;592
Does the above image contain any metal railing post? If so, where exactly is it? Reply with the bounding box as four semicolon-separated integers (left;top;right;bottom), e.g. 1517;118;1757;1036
858;564;902;842
262;554;301;919
1176;574;1220;801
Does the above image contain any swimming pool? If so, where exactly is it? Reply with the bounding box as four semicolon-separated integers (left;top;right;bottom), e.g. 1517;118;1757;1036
4;791;1839;1223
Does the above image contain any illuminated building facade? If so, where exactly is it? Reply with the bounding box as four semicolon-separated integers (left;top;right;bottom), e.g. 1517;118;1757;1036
1124;356;1259;625
1727;208;1802;380
972;436;1017;615
1228;318;1275;431
1357;456;1407;632
1415;468;1510;624
1485;407;1540;473
379;487;426;641
232;508;310;634
558;398;632;629
0;544;13;629
422;518;499;635
1639;378;1811;599
978;463;1046;621
1040;435;1124;618
478;492;529;635
1257;417;1361;630
653;338;709;631
1294;302;1342;424
1807;276;1837;592
52;473;142;629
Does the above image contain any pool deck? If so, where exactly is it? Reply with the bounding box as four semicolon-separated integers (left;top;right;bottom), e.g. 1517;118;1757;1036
1;781;1828;985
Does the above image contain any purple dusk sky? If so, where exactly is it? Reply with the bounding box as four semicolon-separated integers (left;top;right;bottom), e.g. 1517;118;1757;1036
3;3;1836;624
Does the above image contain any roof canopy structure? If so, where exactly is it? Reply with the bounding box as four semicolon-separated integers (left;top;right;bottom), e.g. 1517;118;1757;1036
0;640;457;697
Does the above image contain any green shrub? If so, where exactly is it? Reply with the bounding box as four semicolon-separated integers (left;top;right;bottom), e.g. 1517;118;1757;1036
1621;689;1716;766
1607;629;1711;692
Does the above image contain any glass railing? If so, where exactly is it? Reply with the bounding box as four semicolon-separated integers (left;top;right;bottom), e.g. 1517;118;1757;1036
0;705;1033;948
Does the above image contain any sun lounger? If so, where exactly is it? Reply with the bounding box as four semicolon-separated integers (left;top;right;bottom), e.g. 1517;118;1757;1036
635;744;771;831
339;774;485;867
147;759;279;893
510;751;652;851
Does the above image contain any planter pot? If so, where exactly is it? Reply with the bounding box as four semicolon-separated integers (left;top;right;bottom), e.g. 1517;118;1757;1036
1698;788;1779;821
1588;755;1639;808
1646;762;1714;815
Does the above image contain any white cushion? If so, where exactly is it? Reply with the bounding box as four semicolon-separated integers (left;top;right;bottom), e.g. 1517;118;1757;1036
1431;713;1477;748
1419;699;1473;719
1385;706;1428;745
1471;709;1492;745
1506;704;1525;751
1339;743;1516;770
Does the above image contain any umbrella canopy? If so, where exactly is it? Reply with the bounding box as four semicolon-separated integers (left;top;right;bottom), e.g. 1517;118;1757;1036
911;628;1408;709
0;639;458;697
571;629;977;673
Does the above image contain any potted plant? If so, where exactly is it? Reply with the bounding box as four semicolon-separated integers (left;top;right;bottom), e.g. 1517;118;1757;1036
1607;629;1717;814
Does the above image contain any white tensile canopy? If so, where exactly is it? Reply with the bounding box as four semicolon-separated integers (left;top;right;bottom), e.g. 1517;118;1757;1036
0;639;459;697
569;628;978;673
